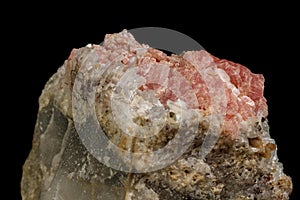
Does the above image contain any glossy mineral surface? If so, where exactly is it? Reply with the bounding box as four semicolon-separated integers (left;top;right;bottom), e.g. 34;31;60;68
21;30;292;199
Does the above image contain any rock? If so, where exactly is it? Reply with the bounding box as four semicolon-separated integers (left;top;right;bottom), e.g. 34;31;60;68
21;30;292;199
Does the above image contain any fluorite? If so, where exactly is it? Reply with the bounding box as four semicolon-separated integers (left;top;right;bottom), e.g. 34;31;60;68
21;30;292;199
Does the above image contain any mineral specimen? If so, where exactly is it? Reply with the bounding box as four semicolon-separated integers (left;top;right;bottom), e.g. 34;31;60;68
21;30;292;199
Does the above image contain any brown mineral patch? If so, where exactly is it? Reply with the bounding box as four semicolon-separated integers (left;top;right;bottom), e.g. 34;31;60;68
265;143;276;151
275;175;293;193
264;143;277;159
248;137;263;149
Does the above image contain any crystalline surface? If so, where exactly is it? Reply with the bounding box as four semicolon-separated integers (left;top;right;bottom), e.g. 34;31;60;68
22;30;292;199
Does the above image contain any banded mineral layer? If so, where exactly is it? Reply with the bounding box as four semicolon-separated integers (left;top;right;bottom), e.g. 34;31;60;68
21;30;292;199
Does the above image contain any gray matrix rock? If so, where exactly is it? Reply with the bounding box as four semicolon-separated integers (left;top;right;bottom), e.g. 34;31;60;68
21;30;292;200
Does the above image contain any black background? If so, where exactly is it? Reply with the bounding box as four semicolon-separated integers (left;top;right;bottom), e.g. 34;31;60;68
4;3;298;199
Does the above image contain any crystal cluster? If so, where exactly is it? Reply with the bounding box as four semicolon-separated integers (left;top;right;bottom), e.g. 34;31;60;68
21;30;292;199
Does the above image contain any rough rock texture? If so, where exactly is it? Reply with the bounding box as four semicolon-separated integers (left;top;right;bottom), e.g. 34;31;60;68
22;30;292;199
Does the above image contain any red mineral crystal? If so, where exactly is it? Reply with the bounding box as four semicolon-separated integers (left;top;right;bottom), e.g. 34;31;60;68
67;30;267;138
